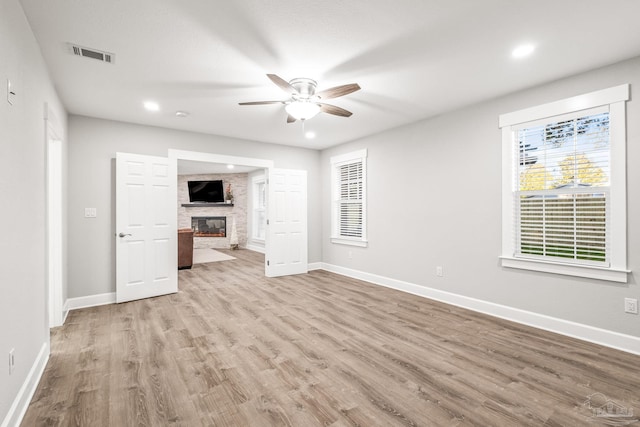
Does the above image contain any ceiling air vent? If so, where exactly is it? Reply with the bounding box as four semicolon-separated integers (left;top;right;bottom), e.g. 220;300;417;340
68;43;114;64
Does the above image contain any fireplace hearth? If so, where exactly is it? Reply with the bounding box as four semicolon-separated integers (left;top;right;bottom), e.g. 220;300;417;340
191;216;226;237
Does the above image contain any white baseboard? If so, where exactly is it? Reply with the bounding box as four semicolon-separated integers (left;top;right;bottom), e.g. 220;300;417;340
308;262;322;271
245;244;265;254
61;300;69;324
1;342;49;427
66;292;116;311
320;263;640;356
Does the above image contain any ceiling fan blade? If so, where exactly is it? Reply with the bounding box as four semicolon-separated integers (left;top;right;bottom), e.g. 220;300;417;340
267;74;298;95
315;83;361;100
319;103;353;117
286;114;297;123
238;100;285;105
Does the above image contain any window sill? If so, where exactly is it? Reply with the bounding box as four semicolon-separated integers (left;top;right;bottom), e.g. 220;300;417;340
331;237;368;248
500;256;629;283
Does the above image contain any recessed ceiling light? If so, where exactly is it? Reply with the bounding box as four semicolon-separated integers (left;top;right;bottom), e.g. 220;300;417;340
305;131;316;139
227;164;234;170
143;101;159;112
175;110;189;117
512;44;535;59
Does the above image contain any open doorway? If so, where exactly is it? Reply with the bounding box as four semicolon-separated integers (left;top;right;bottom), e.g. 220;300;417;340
177;160;265;262
169;149;308;279
169;150;273;274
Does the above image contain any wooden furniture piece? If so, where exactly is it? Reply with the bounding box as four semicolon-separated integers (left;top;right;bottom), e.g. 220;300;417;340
177;228;193;269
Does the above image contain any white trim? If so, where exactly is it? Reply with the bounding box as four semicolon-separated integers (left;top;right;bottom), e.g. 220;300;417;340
245;244;265;254
320;263;640;356
608;100;627;272
45;103;65;329
501;127;515;257
330;148;367;165
251;175;267;242
500;257;629;283
1;343;49;427
168;150;274;170
330;237;368;247
499;84;629;127
62;299;69;324
66;292;116;310
308;262;322;271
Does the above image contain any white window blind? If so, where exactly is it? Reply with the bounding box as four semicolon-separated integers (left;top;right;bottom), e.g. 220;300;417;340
331;149;367;247
338;161;363;238
514;108;610;266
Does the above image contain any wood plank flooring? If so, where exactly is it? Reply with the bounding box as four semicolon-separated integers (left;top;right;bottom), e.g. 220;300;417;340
22;249;640;426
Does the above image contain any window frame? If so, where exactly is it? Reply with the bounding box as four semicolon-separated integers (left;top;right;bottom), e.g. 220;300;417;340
330;149;368;247
499;85;629;283
251;175;266;243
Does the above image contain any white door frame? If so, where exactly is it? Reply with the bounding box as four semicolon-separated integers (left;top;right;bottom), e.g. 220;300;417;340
168;149;274;270
45;105;65;328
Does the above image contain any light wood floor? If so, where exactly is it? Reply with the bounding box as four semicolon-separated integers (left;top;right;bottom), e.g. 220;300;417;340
23;249;640;426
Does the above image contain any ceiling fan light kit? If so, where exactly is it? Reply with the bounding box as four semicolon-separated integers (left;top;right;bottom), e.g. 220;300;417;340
285;101;321;121
239;74;360;123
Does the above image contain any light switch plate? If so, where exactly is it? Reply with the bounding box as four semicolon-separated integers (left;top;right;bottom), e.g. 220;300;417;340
84;208;97;218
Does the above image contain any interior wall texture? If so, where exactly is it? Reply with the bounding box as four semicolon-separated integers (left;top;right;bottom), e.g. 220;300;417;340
0;0;67;421
321;56;640;337
67;115;321;299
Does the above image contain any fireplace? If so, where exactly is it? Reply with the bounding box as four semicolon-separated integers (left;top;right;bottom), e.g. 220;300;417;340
191;216;226;237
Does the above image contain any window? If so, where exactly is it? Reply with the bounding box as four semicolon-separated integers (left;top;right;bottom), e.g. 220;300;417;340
252;176;266;241
331;149;367;247
499;85;629;282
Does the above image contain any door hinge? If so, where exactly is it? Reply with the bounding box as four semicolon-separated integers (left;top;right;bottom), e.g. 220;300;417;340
267;219;269;225
267;260;270;266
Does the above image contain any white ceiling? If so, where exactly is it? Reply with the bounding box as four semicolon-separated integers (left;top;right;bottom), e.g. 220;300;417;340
19;0;640;150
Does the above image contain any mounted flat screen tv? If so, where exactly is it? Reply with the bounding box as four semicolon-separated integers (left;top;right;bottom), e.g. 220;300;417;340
187;180;224;203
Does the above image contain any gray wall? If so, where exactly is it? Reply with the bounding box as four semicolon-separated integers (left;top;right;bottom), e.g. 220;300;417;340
321;56;640;337
67;115;321;298
0;0;67;421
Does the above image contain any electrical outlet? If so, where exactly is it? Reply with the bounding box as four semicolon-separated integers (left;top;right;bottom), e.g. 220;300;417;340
624;298;638;314
436;266;443;277
9;349;15;375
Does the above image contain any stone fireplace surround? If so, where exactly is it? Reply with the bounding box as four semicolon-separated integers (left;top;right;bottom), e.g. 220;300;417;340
178;173;247;249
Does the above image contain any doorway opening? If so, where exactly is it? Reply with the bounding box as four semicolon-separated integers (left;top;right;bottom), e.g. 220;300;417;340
169;150;273;278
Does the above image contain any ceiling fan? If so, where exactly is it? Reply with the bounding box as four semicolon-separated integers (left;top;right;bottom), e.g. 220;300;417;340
239;74;360;123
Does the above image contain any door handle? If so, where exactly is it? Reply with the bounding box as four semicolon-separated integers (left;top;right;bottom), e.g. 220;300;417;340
118;232;132;238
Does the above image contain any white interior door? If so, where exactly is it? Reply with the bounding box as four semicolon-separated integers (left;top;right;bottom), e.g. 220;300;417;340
265;168;307;277
116;152;177;303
